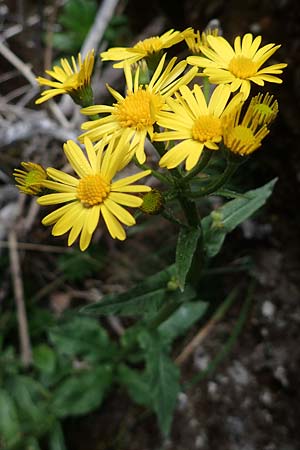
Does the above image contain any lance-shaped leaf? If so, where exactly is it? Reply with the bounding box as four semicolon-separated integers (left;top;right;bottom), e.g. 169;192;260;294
175;227;201;291
81;265;176;316
202;178;277;258
159;301;208;343
139;331;180;436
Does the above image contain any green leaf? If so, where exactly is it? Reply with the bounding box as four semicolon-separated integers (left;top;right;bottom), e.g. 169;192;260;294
175;227;201;291
139;332;180;436
81;265;176;316
24;437;41;450
159;301;208;343
8;376;52;435
49;421;67;450
118;364;152;407
0;388;21;448
51;365;112;418
33;344;56;374
88;288;166;316
52;0;97;53
49;317;114;363
203;178;277;258
57;247;105;282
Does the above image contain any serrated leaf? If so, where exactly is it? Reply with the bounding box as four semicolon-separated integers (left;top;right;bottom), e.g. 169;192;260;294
81;265;176;316
0;388;21;448
49;317;114;363
118;364;152;407
33;344;56;374
51;366;112;418
175;227;201;291
139;332;180;436
203;178;277;258
8;376;52;435
159;301;208;343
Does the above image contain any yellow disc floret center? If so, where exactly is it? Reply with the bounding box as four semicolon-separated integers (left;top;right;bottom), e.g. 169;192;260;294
134;37;162;54
230;125;256;145
228;56;257;79
115;89;163;130
192;115;222;142
77;174;110;207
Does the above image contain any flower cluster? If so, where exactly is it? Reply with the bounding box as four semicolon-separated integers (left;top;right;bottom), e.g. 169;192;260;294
14;27;286;250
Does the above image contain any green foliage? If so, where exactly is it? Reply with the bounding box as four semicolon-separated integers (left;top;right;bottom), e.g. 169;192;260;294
158;301;208;343
52;0;97;53
52;0;130;54
0;388;21;448
118;330;181;436
175;227;202;291
202;178;277;258
81;265;176;316
0;314;117;449
57;246;105;282
139;331;180;436
51;365;112;417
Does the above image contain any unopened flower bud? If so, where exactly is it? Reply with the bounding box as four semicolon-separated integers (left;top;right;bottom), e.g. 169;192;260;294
140;189;164;215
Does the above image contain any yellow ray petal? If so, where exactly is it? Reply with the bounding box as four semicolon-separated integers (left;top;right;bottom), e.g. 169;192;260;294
63;140;92;178
101;204;126;240
104;198;135;226
38;193;77;206
109;192;143;207
42;203;76;226
47;168;78;186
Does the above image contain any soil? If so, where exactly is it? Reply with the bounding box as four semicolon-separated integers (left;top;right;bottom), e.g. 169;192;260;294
1;0;300;449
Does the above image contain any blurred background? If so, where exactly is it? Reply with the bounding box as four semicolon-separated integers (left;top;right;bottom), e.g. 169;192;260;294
0;1;299;449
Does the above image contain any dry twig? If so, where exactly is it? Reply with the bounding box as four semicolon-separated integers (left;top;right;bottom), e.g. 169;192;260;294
8;229;32;367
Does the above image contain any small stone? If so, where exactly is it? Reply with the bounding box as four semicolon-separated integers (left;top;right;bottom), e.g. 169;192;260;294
195;433;207;448
228;360;250;386
177;392;188;411
262;300;275;318
274;365;289;387
260;390;273;406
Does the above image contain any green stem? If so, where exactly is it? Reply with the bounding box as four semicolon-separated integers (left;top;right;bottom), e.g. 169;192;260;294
132;156;173;185
202;76;211;102
182;149;212;183
190;162;239;198
161;209;188;228
147;297;181;330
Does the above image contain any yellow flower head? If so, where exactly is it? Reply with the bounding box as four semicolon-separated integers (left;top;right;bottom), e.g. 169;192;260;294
185;27;220;54
37;136;151;251
154;84;243;171
14;162;47;195
79;54;198;164
35;50;95;106
222;101;270;156
101;29;191;68
187;33;287;99
248;92;278;125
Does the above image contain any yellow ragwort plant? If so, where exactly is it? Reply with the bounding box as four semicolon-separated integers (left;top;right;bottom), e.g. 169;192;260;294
13;27;287;436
